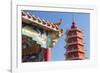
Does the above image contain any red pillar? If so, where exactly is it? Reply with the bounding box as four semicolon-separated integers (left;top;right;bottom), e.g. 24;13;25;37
44;48;52;61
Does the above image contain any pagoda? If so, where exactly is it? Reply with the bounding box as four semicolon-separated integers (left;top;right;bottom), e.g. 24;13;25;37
65;21;86;60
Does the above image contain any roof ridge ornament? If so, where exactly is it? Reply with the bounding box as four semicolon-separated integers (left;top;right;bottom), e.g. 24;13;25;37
54;18;62;26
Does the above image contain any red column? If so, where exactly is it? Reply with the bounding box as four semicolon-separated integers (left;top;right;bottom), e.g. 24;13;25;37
44;48;52;61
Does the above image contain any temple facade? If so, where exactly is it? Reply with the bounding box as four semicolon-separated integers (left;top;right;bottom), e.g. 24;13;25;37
22;11;63;62
65;21;86;60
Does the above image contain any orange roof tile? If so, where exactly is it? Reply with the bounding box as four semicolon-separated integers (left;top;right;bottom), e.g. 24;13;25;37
22;11;63;32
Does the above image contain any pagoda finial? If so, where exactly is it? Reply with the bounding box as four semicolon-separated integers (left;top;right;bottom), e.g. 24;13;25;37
71;21;77;28
71;13;77;28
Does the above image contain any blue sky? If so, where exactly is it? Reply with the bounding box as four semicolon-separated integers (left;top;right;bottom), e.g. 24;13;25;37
23;10;90;61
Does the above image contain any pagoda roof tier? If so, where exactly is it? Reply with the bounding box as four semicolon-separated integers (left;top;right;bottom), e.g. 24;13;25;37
66;28;82;34
65;38;84;44
66;21;83;34
66;56;86;60
65;41;84;47
66;34;83;39
22;11;63;32
65;48;86;53
64;44;85;49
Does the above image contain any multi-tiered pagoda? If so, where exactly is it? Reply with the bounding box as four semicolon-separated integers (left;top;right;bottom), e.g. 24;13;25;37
65;21;86;60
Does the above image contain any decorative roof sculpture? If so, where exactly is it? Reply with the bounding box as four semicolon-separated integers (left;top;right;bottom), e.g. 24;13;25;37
22;11;63;32
22;11;64;48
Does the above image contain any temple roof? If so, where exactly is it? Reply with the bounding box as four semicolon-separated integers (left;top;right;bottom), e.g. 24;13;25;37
22;11;63;32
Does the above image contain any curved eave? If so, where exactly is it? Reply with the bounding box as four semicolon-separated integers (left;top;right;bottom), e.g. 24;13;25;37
22;16;60;32
66;57;86;60
65;43;84;48
67;28;82;34
66;49;86;53
66;36;83;41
